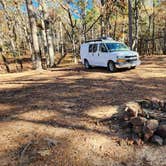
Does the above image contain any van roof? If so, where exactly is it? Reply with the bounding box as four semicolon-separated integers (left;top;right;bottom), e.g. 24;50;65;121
83;37;122;44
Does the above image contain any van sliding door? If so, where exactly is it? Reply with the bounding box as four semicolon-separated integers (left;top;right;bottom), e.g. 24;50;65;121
92;44;99;66
88;44;98;66
97;43;108;67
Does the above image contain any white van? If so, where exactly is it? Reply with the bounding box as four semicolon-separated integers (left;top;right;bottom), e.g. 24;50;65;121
80;38;141;72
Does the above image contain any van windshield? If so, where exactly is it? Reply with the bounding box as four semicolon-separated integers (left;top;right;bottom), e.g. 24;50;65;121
106;43;130;52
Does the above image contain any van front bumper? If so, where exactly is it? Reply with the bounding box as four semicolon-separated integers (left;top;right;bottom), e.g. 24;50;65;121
115;60;141;69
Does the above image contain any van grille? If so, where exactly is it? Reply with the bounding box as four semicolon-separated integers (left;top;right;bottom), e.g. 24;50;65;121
125;55;137;58
125;55;137;62
126;59;137;62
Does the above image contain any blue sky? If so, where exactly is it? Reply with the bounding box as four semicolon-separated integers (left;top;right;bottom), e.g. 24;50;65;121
21;0;39;12
22;0;93;17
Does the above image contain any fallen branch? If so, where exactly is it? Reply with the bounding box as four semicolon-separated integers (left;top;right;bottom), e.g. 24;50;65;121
19;141;32;166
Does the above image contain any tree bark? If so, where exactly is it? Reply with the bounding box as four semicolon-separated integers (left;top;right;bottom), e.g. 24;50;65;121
163;21;166;54
128;0;133;50
113;11;117;39
25;0;42;70
152;0;155;54
134;0;139;51
46;26;55;67
60;21;64;57
1;52;10;73
40;0;55;67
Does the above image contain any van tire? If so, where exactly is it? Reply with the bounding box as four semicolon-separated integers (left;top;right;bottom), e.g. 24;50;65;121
84;59;91;69
131;66;136;69
107;61;117;72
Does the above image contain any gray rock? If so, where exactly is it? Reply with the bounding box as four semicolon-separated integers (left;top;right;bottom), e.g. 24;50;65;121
132;125;143;134
146;119;159;131
138;99;151;109
160;101;166;112
143;120;159;141
142;108;150;118
156;121;166;138
130;117;147;126
123;111;130;121
125;101;143;118
151;101;160;110
151;135;163;145
120;121;131;129
163;139;166;145
143;128;154;141
131;133;143;145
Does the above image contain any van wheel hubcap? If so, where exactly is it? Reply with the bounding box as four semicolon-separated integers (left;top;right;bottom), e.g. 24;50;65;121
85;61;89;68
109;63;114;71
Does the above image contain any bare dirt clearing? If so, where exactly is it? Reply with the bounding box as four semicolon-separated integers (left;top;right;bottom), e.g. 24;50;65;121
0;56;166;166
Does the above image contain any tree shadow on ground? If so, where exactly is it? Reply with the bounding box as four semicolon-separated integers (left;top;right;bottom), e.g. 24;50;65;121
0;69;166;127
0;64;166;165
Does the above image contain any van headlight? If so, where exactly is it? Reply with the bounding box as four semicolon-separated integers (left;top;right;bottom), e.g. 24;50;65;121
117;58;126;63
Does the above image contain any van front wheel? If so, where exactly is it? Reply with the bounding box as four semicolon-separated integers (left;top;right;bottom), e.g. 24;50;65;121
84;60;91;69
108;61;117;72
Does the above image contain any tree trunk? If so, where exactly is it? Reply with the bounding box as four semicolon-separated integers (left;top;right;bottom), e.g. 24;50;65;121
60;21;64;57
82;8;87;41
40;0;55;67
72;35;77;64
25;0;42;70
134;0;139;51
113;11;117;39
163;21;166;54
128;0;133;50
100;14;105;37
38;20;47;68
152;0;155;54
1;52;10;73
46;27;55;67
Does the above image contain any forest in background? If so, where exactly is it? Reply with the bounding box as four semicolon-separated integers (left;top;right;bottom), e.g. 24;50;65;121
0;1;166;165
0;0;166;71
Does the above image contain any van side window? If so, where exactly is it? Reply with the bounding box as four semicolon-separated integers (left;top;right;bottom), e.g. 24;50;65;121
89;44;93;53
89;44;98;53
93;44;98;52
99;44;108;52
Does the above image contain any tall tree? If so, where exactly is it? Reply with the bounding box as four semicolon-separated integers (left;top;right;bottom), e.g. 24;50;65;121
25;0;42;70
128;0;133;50
39;0;55;67
152;0;155;54
134;0;139;51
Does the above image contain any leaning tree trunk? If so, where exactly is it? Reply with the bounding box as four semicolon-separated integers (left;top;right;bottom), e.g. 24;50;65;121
25;0;42;70
1;53;10;73
128;0;133;50
0;41;10;73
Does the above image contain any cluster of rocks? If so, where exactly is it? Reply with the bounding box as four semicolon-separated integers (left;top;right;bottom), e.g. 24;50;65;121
121;98;166;145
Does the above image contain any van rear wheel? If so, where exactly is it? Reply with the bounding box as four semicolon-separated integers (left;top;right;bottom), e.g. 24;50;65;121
108;61;117;72
84;60;91;69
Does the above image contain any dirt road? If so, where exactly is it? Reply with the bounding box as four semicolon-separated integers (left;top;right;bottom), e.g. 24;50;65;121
0;56;166;166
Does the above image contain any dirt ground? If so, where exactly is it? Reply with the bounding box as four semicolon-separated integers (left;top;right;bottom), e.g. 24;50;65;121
0;55;166;166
